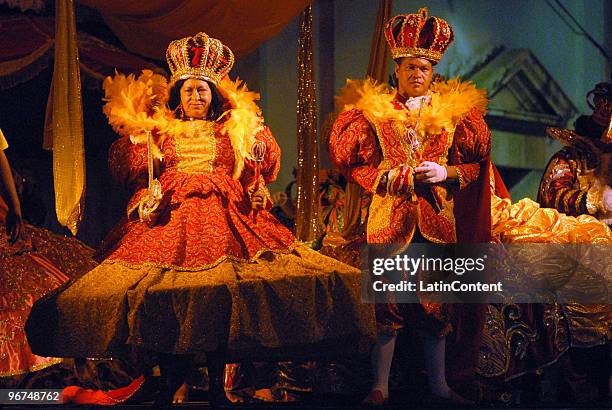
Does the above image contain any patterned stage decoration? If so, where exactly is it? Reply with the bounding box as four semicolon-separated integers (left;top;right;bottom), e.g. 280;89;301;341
295;5;320;243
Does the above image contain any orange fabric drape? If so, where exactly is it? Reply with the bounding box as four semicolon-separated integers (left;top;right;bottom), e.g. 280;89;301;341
0;13;158;92
77;0;312;59
0;14;53;90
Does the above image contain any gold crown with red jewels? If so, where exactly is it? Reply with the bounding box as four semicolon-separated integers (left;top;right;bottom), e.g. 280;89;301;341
384;7;454;63
166;32;234;86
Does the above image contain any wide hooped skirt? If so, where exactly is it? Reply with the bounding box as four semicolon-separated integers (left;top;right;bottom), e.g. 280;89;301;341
26;245;375;359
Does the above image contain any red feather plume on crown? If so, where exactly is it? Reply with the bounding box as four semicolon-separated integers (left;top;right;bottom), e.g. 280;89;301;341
384;7;454;64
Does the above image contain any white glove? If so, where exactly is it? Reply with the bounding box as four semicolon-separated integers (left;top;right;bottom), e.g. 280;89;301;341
414;161;447;184
602;186;612;212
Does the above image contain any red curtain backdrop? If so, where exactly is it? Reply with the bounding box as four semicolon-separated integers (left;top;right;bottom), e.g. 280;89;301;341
0;13;158;90
77;0;312;59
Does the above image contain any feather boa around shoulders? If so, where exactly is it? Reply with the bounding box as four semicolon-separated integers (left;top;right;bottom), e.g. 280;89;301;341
102;70;263;179
335;78;406;123
217;77;262;178
336;77;488;135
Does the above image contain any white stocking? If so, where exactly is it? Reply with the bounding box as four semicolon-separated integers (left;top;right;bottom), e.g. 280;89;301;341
418;330;451;398
370;334;397;397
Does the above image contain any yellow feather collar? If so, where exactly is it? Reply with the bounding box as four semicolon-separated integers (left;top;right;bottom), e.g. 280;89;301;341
336;77;488;135
102;70;263;179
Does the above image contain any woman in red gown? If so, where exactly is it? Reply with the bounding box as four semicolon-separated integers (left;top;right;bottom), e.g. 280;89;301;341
26;32;374;404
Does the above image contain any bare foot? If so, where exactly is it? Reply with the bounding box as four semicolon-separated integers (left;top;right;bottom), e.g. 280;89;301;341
173;382;189;404
362;389;388;406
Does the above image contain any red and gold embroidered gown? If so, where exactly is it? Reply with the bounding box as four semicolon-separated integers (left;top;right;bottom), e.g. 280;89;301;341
99;123;295;269
26;73;375;359
0;199;97;379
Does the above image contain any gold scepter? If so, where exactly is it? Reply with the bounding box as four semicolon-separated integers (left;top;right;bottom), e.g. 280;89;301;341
250;140;267;222
408;97;426;165
397;98;426;200
138;130;162;224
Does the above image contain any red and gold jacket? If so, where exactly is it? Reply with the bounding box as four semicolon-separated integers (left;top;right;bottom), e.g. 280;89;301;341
538;127;612;223
329;78;491;248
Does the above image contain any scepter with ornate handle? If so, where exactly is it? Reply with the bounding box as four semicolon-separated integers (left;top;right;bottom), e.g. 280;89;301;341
138;130;162;224
395;97;426;197
251;140;266;222
408;96;426;166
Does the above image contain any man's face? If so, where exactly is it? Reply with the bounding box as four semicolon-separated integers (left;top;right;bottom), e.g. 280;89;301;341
395;57;433;98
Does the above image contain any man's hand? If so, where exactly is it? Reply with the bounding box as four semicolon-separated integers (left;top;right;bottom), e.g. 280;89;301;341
5;208;24;245
414;161;447;184
251;189;266;210
387;164;413;195
602;185;612;212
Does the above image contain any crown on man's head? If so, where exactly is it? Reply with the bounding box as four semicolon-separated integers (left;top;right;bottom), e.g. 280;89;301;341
384;7;454;64
166;32;234;86
587;80;612;128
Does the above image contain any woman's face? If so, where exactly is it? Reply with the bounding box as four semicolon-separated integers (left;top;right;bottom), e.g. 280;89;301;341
180;79;212;119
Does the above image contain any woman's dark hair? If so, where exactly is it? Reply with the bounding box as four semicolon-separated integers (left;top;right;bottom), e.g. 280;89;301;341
168;79;226;121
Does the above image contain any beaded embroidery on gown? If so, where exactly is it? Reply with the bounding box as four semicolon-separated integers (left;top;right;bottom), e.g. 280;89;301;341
26;71;375;359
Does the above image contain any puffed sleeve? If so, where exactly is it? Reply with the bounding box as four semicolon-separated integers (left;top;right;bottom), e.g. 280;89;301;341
257;126;281;184
240;126;281;209
537;148;588;216
448;108;492;189
328;109;385;193
108;135;149;217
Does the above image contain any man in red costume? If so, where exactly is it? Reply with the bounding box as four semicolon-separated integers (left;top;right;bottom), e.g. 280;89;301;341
329;7;494;405
538;81;612;401
538;80;612;224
